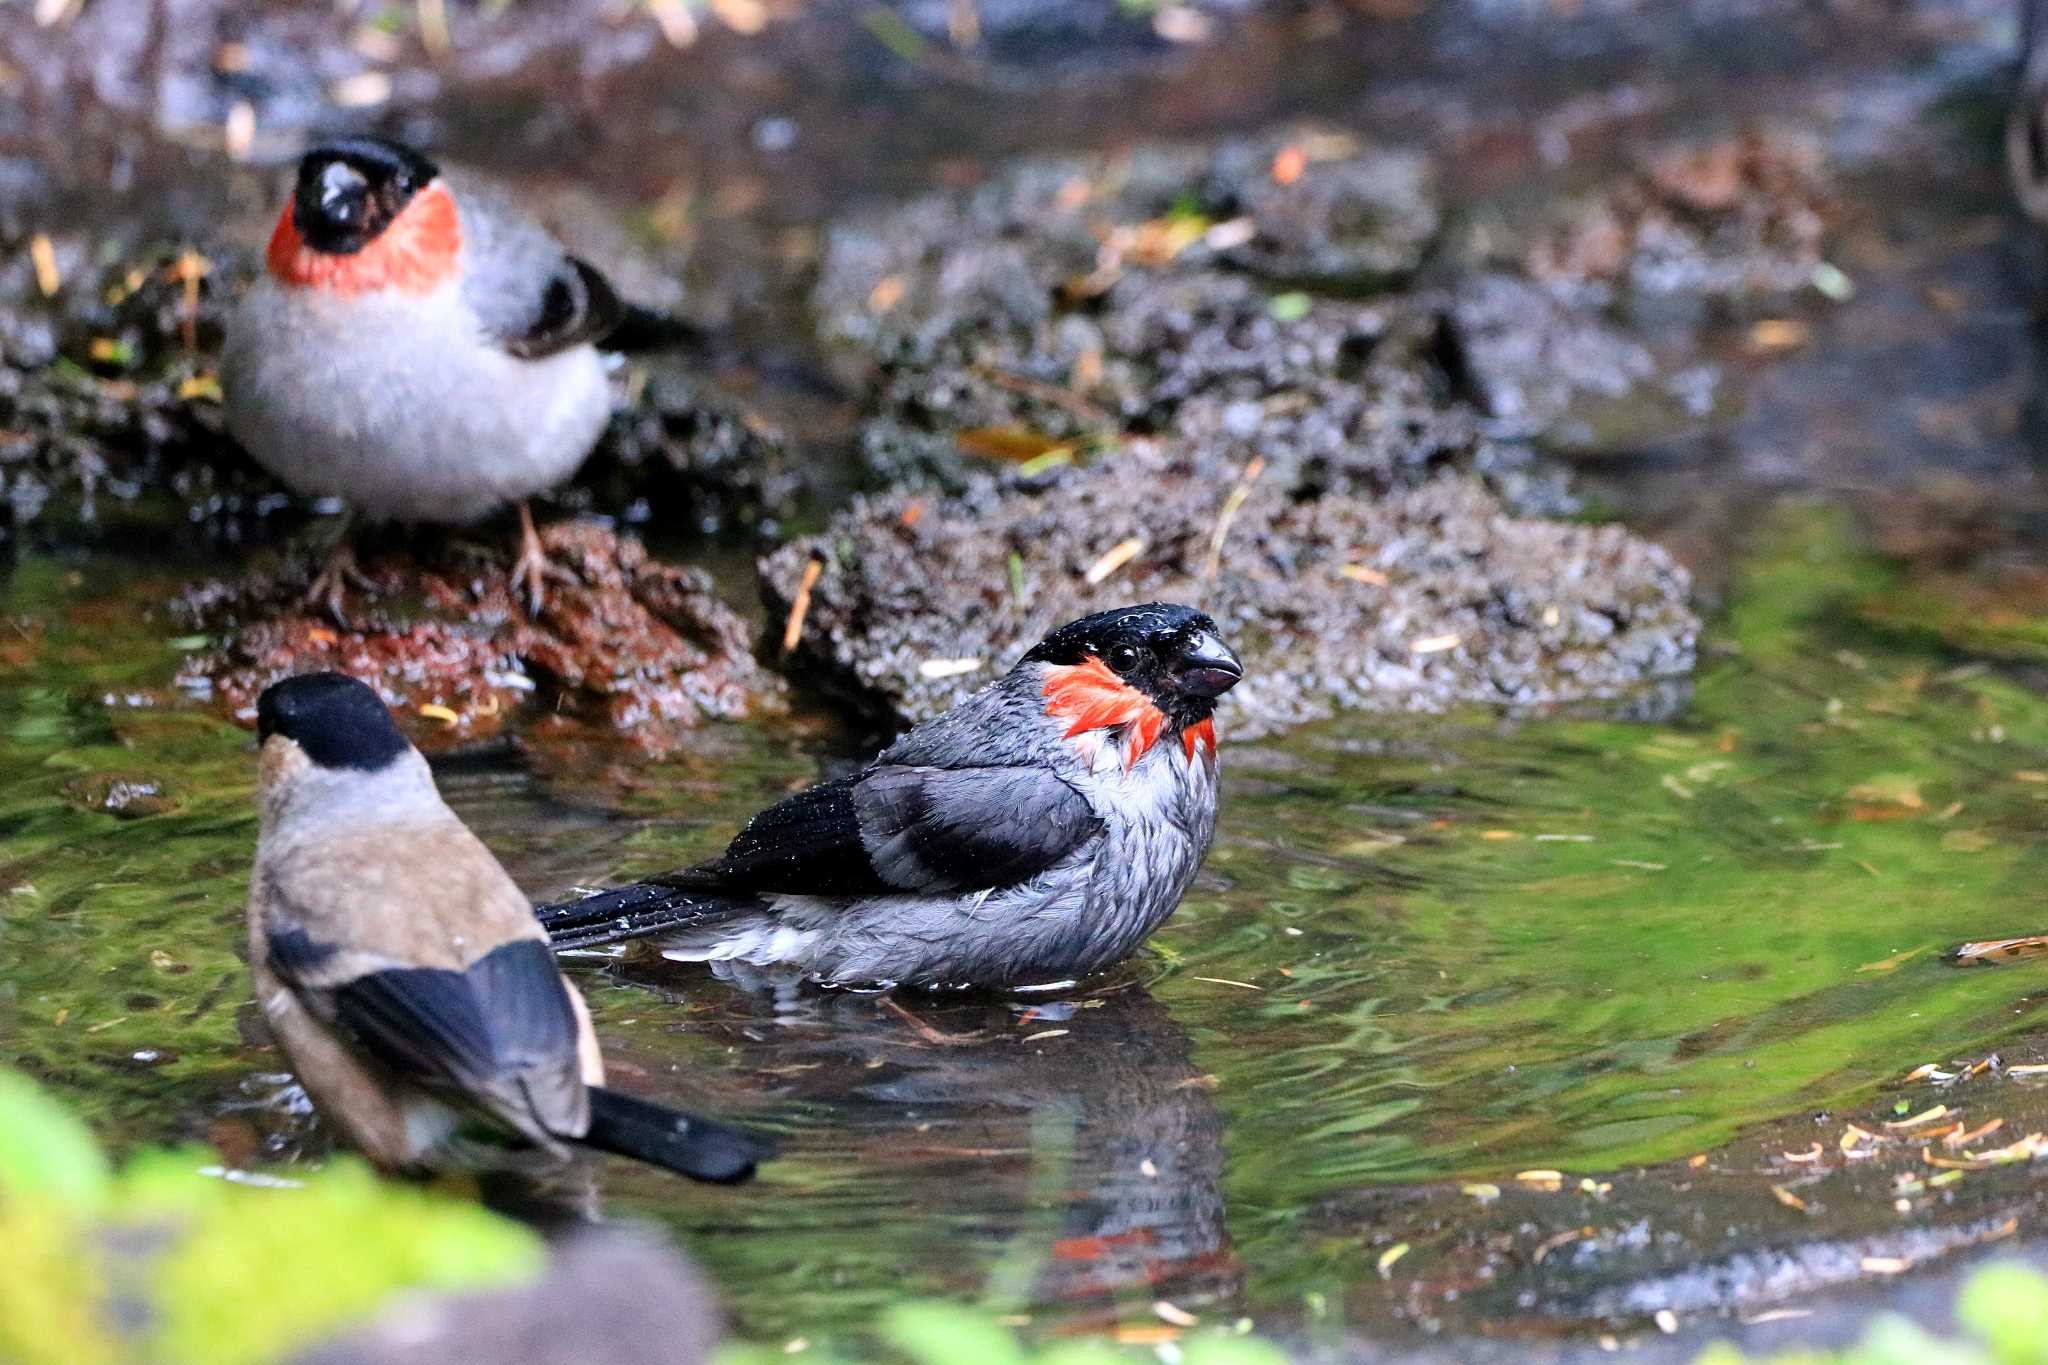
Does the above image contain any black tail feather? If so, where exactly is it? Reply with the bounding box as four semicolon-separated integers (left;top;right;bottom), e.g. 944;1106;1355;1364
581;1086;771;1184
536;880;746;953
598;305;715;355
597;307;848;399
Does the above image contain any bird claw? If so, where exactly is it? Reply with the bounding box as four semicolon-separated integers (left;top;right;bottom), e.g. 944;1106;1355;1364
303;543;376;626
512;504;574;617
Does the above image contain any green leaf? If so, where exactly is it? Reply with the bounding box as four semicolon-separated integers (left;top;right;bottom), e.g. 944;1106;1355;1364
882;1302;1031;1365
1855;1313;1990;1365
1184;1337;1296;1365
0;1070;110;1209
1956;1262;2048;1365
1267;292;1312;322
135;1153;545;1365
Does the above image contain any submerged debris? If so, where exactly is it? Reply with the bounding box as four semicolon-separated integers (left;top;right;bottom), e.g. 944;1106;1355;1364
60;773;182;819
176;521;783;751
761;443;1696;737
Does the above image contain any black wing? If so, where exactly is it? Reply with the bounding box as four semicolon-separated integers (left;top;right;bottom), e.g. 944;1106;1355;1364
501;257;628;360
271;930;584;1139
691;764;1103;898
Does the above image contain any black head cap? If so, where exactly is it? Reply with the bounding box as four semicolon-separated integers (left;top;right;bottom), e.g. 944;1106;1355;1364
291;136;440;255
1023;602;1243;722
256;673;410;772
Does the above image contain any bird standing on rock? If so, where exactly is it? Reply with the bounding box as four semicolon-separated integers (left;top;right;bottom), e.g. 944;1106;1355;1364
247;671;767;1182
537;603;1243;991
223;136;685;618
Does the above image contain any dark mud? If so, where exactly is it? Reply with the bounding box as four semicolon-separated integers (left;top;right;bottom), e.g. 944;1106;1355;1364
175;521;784;751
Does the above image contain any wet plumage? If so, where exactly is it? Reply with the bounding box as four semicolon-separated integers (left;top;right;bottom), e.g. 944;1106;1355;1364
537;604;1242;990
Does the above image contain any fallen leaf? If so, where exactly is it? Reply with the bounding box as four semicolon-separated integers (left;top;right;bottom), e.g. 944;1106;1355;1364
956;427;1070;462
1884;1104;1948;1131
1952;937;2048;967
1747;319;1810;352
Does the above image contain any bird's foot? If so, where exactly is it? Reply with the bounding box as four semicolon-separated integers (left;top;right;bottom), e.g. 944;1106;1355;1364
512;503;574;617
303;541;376;626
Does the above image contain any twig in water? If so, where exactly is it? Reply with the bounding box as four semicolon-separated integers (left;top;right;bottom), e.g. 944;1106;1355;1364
782;555;824;654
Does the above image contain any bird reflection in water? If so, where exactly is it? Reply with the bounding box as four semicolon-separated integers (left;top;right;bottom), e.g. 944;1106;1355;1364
597;957;1241;1327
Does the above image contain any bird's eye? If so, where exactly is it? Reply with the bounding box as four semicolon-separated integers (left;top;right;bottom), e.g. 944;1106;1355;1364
1109;644;1140;672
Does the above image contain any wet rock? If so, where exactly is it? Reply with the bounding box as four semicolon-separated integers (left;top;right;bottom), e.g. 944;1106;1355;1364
0;235;274;545
1443;273;1653;433
579;366;800;538
1523;128;1836;303
289;1230;725;1365
762;445;1697;739
886;0;1261;73
817;127;1439;353
61;773;182;819
815;129;1470;497
1199;131;1438;290
176;521;784;752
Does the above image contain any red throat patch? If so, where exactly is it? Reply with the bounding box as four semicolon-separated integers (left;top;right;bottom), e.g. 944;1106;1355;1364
266;181;461;296
1182;717;1216;761
1042;656;1168;769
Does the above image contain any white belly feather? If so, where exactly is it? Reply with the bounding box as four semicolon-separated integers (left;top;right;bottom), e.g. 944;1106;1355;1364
223;277;612;525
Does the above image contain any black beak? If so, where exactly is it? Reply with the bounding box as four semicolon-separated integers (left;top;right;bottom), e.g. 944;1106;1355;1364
1176;630;1243;698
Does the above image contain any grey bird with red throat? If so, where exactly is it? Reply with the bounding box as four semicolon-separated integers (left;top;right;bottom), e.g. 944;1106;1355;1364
223;136;688;617
537;604;1243;991
248;671;767;1182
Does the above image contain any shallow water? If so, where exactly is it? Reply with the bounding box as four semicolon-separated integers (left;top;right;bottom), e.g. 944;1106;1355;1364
12;0;2048;1353
10;499;2048;1348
